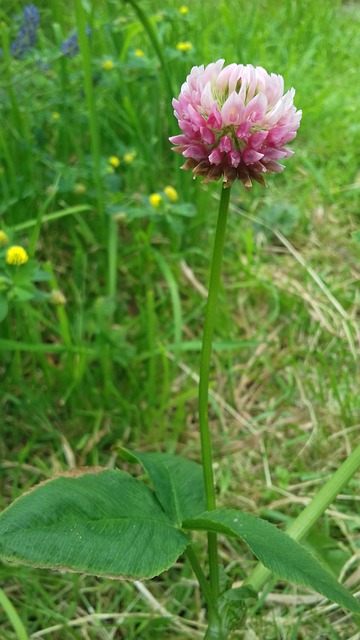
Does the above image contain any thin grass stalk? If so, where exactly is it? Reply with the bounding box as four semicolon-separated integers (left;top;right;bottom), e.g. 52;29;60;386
108;216;118;301
124;0;175;102
0;121;17;198
44;262;72;348
26;307;52;389
28;176;60;258
0;587;29;640
156;343;170;438
74;0;104;218
0;22;23;136
145;288;156;416
153;250;182;365
52;23;72;160
13;205;92;232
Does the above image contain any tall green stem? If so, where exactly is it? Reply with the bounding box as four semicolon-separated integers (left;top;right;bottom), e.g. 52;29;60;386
199;186;231;601
246;442;360;592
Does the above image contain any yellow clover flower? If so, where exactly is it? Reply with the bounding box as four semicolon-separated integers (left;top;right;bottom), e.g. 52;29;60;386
164;186;178;202
124;151;136;164
109;155;121;168
52;112;60;120
149;193;162;208
102;59;115;71
179;6;189;15
176;42;192;52
0;230;9;247
6;246;29;266
134;49;144;58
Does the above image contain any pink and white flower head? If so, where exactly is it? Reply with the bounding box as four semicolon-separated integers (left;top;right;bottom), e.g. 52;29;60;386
170;59;302;189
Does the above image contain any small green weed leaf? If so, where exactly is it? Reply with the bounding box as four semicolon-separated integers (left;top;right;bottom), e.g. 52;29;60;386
32;269;52;283
184;509;360;614
204;586;256;640
253;202;301;240
0;468;190;579
10;285;35;302
119;449;206;524
218;586;258;638
172;203;196;217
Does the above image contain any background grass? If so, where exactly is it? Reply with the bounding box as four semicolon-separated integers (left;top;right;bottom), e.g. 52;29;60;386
1;0;360;637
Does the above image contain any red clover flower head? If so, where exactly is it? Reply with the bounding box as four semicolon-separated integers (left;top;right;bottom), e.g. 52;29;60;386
170;59;302;189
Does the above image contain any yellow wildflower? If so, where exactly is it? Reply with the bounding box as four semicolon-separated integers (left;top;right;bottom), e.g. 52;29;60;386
0;230;9;247
102;59;115;71
179;6;189;15
52;112;60;120
109;156;120;168
149;193;162;208
124;151;136;164
164;186;178;202
6;246;29;266
134;49;144;57
176;42;192;52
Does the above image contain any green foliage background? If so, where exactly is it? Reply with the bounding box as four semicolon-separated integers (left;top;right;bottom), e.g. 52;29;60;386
0;0;359;637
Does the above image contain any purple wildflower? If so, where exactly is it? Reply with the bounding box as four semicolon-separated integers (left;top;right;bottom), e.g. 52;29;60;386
10;4;40;59
61;26;91;58
23;4;40;28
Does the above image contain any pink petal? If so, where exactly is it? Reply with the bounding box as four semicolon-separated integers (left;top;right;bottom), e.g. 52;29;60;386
245;65;257;101
227;150;241;167
262;147;293;160
264;99;285;126
207;103;222;129
179;120;201;138
208;148;223;165
200;127;216;145
216;63;238;92
221;92;245;126
249;130;268;149
243;92;267;123
242;148;264;165
200;81;215;112
187;104;206;129
228;65;244;93
262;159;285;173
219;135;232;152
183;144;208;160
169;134;189;145
235;121;252;140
